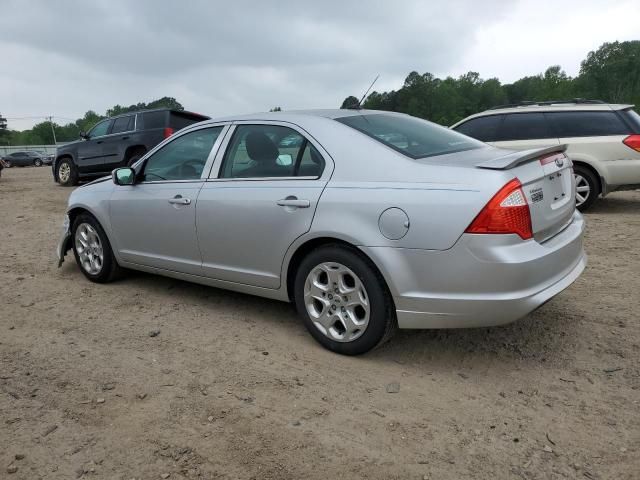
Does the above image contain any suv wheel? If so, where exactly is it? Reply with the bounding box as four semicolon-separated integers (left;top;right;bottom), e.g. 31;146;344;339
574;165;598;211
34;158;43;167
56;158;79;186
294;245;396;355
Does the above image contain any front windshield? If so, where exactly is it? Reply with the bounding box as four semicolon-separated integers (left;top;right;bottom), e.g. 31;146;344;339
336;113;483;159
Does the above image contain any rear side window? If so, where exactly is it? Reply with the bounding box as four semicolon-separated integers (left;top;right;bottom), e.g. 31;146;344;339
141;111;168;130
497;113;553;141
454;115;503;142
111;115;134;134
336;113;482;159
169;112;207;131
547;111;631;137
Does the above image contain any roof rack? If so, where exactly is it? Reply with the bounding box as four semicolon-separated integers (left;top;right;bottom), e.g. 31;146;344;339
488;99;606;110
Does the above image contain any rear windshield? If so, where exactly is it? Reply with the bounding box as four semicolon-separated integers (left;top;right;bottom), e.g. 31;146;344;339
169;112;208;130
336;113;482;159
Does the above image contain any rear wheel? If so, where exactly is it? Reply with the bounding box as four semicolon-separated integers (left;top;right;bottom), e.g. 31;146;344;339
71;213;122;283
574;165;599;212
126;152;144;167
34;158;43;167
294;245;396;355
4;160;12;168
56;158;79;186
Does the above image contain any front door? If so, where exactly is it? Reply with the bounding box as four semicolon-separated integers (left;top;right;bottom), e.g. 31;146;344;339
196;123;331;289
109;125;226;275
77;119;113;173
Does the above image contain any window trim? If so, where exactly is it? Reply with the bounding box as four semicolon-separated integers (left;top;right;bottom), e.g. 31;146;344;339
207;121;331;182
136;124;231;185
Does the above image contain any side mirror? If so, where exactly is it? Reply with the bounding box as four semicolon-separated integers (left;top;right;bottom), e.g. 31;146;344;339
79;131;88;140
112;167;135;186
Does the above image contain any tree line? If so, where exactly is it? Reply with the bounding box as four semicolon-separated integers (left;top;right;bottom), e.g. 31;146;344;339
340;41;640;126
0;97;184;146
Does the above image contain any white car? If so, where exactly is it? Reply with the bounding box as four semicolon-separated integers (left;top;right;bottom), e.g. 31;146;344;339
451;100;640;210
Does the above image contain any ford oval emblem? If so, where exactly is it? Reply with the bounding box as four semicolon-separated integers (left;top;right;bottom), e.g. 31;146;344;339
555;157;564;168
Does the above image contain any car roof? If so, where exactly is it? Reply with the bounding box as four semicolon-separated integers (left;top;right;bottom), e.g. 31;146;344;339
453;103;635;126
202;108;396;125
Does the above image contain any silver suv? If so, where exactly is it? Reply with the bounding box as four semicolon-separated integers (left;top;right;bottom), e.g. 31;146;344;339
451;100;640;210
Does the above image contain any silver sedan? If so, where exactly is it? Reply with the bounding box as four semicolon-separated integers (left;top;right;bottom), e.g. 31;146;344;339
57;110;586;355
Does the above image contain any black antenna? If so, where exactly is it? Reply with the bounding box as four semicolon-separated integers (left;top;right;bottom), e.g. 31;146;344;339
348;75;379;109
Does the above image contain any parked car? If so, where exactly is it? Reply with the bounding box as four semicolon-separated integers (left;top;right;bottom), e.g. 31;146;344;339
52;108;210;186
2;150;48;167
451;100;640;211
33;150;55;165
57;110;586;355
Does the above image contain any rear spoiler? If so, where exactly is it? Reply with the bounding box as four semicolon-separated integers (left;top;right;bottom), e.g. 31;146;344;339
476;144;568;170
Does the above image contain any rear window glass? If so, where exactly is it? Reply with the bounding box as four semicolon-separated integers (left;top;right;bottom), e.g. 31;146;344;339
111;115;134;134
336;113;482;159
454;115;503;142
498;113;553;141
547;111;630;137
169;112;207;131
141;111;167;130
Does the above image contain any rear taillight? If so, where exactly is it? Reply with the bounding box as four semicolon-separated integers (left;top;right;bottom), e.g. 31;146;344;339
163;127;174;139
623;134;640;152
465;179;533;240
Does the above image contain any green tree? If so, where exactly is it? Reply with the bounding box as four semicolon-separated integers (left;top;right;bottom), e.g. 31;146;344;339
340;96;360;109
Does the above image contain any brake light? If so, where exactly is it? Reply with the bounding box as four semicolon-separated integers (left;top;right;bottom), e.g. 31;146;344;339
163;127;174;139
623;134;640;152
465;179;533;240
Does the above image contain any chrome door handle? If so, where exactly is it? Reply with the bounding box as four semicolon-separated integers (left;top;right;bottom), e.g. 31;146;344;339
168;196;191;205
277;198;310;208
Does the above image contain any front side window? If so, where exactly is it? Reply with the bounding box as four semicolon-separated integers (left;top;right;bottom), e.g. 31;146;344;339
111;115;134;134
220;124;324;178
454;115;503;142
88;120;112;139
142;127;222;182
336;113;482;159
497;113;553;141
547;111;631;137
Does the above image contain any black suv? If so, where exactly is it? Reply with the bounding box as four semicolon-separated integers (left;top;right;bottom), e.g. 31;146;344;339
53;108;210;186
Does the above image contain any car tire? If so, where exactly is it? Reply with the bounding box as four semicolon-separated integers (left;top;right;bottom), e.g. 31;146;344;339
56;158;79;186
574;165;599;212
34;158;43;167
294;244;397;355
4;160;11;168
71;213;123;283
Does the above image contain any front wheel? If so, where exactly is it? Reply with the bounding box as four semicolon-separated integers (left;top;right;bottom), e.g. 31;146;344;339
294;245;396;355
71;214;122;283
574;165;599;212
4;160;12;168
56;158;78;186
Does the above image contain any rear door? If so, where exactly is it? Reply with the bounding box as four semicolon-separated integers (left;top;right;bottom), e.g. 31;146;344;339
196;122;331;289
490;112;560;150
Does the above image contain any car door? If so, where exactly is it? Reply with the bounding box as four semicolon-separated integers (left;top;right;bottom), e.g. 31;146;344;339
489;112;559;150
77;119;114;173
109;124;228;275
196;122;332;289
103;114;136;170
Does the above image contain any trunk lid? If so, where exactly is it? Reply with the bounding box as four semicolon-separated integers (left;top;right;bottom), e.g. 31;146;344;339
477;145;575;242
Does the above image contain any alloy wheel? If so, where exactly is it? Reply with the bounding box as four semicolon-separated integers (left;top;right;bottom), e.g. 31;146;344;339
75;223;104;275
303;262;370;342
58;163;71;183
574;173;590;207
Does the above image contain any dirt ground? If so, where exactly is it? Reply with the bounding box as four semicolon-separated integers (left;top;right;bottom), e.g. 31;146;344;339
1;166;638;480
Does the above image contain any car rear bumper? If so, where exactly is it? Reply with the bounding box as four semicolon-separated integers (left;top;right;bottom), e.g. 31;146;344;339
361;210;586;329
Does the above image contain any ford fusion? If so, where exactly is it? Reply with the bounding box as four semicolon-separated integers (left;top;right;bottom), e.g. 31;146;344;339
57;110;586;355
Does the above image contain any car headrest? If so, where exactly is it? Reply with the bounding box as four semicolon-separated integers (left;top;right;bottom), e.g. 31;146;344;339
245;131;278;164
